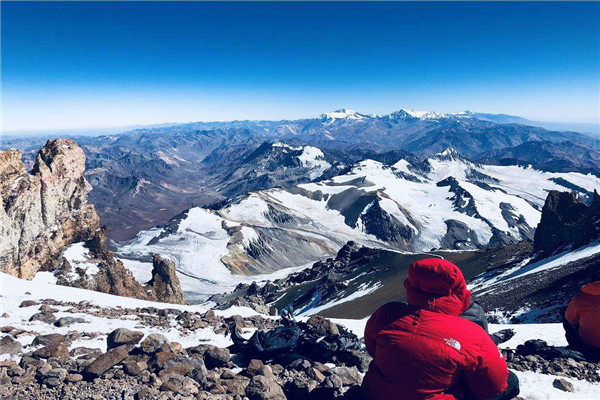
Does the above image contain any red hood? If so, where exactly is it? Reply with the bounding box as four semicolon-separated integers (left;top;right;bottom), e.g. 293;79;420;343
404;258;471;316
582;281;600;296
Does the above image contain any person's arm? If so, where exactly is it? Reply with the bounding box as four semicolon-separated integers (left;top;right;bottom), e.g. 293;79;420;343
459;301;489;333
463;334;509;399
565;296;581;325
364;308;380;357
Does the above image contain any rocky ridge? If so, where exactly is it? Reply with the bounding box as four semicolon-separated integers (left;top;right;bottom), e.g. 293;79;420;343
0;139;99;279
56;228;186;304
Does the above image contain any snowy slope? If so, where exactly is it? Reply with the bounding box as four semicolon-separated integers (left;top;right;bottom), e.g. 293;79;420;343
116;149;600;298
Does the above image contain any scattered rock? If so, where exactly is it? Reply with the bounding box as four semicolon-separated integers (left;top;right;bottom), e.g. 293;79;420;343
553;378;574;392
83;345;129;380
32;333;69;347
0;336;22;355
306;315;340;336
66;373;83;383
106;328;144;349
19;300;37;308
246;375;286;400
32;343;70;360
140;333;168;354
29;312;56;324
203;345;230;369
54;316;85;327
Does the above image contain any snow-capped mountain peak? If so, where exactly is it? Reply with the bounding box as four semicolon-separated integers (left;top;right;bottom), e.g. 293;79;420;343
319;109;370;123
387;109;446;120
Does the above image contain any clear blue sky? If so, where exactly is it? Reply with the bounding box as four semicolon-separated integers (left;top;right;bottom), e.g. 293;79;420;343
2;1;599;133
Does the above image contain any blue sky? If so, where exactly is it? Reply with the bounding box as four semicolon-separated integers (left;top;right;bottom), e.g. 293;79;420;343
2;1;599;134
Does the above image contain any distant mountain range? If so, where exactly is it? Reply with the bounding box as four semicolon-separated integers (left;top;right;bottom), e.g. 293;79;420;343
3;108;599;241
115;147;600;300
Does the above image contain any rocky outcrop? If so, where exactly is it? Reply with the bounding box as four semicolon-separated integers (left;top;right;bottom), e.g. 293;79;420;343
82;228;153;300
147;254;186;305
533;190;600;256
65;228;186;304
0;139;100;279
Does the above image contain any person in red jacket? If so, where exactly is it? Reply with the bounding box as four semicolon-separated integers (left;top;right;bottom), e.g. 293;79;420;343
564;281;600;362
362;258;520;400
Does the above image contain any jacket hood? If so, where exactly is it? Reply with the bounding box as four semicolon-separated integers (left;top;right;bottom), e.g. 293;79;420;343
404;258;471;316
582;281;600;296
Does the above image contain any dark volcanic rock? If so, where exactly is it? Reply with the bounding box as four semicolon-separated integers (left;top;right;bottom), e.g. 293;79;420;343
534;190;600;256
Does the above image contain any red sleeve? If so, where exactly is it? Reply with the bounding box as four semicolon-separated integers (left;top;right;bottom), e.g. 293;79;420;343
565;296;581;325
364;307;381;357
463;332;509;399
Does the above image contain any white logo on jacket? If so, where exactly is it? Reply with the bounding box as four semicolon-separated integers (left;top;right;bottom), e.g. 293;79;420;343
444;337;462;351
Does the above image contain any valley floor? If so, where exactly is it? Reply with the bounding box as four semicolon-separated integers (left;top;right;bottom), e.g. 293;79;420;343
1;272;599;399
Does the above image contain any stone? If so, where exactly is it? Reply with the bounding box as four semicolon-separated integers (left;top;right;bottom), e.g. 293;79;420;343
54;316;86;327
29;312;56;324
123;360;148;376
42;367;68;387
246;375;286;400
19;300;37;308
331;366;362;386
39;304;58;312
135;387;152;400
32;333;69;347
70;346;101;358
244;359;274;379
0;336;22;355
106;328;144;349
32;343;70;360
160;373;199;395
141;333;168;354
83;345;129;380
203;345;230;369
1;313;9;318
160;355;204;377
338;349;372;372
306;315;340;336
66;373;83;382
323;374;343;389
307;367;326;383
19;356;44;370
553;378;574;392
152;351;176;368
12;375;35;385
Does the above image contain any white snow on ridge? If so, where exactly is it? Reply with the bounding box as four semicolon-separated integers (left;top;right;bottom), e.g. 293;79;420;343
63;242;100;280
297;146;331;180
320;109;368;123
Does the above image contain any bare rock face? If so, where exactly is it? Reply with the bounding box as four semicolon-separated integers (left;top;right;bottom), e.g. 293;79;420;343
148;254;186;305
533;190;600;256
0;139;99;279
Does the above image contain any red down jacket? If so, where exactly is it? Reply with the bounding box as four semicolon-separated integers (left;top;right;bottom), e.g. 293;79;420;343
362;258;508;400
